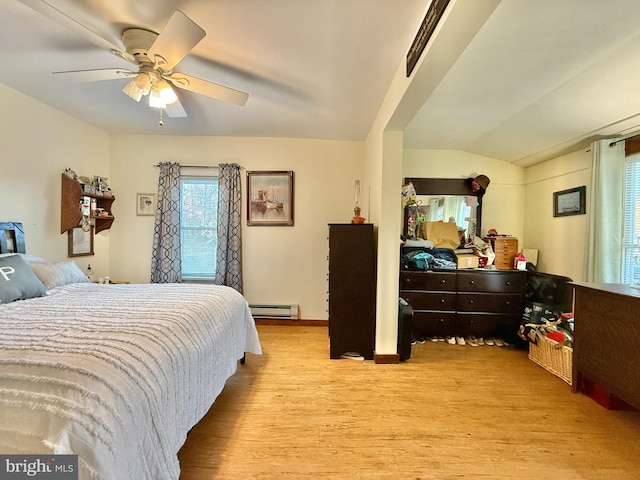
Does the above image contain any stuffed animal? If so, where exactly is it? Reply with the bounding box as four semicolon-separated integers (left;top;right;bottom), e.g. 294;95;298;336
63;168;78;180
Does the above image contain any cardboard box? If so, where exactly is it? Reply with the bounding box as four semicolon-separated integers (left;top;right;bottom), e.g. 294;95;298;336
424;221;460;249
456;253;479;269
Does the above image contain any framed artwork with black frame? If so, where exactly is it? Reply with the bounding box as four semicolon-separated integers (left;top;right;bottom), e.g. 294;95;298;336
68;226;94;257
247;171;294;226
553;186;586;217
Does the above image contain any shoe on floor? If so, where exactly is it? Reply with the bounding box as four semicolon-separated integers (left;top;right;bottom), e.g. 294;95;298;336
477;337;485;346
446;336;456;345
437;336;445;342
485;338;495;346
465;336;479;347
455;336;466;345
430;337;439;342
494;338;505;347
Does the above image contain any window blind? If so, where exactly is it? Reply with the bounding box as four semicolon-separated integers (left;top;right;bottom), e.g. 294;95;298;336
622;154;640;284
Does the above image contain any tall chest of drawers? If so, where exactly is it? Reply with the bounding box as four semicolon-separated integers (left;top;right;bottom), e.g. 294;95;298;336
400;269;525;339
328;224;376;359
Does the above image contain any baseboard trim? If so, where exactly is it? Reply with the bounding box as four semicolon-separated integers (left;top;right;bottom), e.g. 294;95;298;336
374;352;400;364
254;319;328;327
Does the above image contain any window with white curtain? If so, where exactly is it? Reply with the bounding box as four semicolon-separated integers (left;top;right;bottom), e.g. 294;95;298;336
180;175;218;279
622;154;640;284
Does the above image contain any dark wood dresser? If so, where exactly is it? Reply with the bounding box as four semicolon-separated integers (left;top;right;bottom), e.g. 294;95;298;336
572;283;640;410
328;224;376;359
400;269;525;339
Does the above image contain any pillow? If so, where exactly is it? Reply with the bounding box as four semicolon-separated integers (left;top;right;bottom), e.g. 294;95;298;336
0;253;49;264
0;254;47;304
30;261;90;289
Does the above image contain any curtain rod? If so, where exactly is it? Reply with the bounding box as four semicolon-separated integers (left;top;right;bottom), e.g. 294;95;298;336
153;163;219;168
609;131;640;147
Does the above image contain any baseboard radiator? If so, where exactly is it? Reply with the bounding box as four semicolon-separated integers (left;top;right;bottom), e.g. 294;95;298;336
249;303;299;320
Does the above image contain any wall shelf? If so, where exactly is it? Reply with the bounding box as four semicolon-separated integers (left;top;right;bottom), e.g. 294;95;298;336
60;173;115;234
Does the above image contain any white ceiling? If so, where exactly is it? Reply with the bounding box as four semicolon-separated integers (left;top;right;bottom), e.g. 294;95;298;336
404;0;640;166
0;0;427;140
2;1;640;167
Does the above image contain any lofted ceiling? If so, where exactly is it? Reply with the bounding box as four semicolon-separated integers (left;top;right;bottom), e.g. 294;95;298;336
404;0;640;166
1;1;640;167
0;0;427;140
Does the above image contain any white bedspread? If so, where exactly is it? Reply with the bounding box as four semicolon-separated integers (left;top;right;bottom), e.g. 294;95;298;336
0;282;262;479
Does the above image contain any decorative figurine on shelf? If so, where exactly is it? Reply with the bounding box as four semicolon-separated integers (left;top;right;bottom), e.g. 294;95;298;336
351;180;366;224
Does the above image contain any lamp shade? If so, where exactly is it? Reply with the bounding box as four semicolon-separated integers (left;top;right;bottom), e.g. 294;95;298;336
122;79;143;102
156;79;177;105
148;86;166;109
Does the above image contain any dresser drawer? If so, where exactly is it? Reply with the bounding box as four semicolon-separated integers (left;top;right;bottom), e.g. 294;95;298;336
413;311;456;336
457;313;519;337
400;271;456;291
401;291;456;311
456;293;523;313
457;271;524;293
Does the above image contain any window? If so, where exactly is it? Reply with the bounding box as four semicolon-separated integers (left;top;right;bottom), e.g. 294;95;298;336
622;154;640;285
180;176;218;279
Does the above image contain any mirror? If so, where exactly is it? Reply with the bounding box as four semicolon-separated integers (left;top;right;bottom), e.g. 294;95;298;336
403;177;484;242
415;194;479;239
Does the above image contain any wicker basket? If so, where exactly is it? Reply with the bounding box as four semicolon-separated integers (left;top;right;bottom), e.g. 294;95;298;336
528;335;573;385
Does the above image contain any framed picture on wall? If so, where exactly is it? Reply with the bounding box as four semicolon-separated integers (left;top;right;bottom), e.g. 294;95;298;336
247;171;294;226
553;186;586;217
136;193;156;216
68;226;94;257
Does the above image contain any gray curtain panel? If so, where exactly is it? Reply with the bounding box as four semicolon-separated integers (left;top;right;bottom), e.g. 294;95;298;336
215;163;243;292
150;162;182;283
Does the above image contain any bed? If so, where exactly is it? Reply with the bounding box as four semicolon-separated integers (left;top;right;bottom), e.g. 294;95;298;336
0;223;262;479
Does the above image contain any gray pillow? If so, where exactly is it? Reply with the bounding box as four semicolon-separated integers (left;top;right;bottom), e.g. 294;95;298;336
30;261;90;289
0;254;47;304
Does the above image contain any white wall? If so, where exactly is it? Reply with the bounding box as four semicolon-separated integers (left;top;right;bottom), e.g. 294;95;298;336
108;134;364;320
403;149;526;240
0;84;111;273
524;148;591;280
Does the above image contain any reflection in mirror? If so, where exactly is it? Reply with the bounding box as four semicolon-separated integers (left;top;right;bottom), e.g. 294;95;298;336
415;194;480;239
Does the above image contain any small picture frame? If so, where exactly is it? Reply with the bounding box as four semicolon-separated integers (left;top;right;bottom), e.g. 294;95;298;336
247;171;294;226
553;186;586;217
68;226;94;257
136;193;156;216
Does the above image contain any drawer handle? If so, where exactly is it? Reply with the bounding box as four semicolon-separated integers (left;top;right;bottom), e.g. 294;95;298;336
506;281;511;286
405;278;410;283
469;280;475;285
468;299;474;304
439;318;445;323
440;299;445;303
440;279;446;284
505;301;510;306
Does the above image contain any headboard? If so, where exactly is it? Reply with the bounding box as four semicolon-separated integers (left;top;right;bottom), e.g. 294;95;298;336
0;222;26;254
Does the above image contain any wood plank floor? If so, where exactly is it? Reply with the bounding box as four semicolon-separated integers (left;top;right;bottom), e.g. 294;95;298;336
179;326;640;479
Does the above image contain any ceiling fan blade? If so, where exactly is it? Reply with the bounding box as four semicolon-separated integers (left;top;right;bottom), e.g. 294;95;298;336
147;10;205;71
19;0;136;64
164;96;188;118
52;68;135;83
166;72;248;106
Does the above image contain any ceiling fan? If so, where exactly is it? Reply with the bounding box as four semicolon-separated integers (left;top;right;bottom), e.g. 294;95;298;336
21;0;249;120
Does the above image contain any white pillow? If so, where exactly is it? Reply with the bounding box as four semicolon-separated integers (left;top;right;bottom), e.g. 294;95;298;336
30;261;90;289
0;253;49;264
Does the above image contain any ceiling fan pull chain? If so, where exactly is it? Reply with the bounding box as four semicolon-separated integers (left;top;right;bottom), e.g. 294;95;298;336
159;109;164;127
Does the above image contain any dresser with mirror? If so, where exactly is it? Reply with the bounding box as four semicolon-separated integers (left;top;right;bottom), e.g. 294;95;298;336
400;177;525;342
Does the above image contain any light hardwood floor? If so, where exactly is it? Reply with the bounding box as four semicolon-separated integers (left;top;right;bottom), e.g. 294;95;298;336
179;326;640;479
